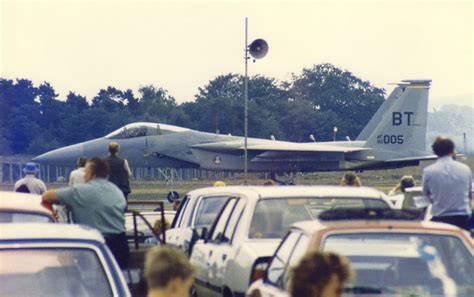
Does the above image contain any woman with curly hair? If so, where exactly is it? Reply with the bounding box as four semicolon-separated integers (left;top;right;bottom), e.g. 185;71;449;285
290;251;352;297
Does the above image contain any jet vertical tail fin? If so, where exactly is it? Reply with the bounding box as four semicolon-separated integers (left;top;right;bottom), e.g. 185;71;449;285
356;84;406;140
363;80;431;154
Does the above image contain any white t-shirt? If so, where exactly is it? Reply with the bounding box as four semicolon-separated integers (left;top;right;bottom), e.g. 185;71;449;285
69;167;86;186
14;174;47;194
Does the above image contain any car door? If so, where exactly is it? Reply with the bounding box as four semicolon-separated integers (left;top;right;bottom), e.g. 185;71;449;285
256;230;310;297
207;198;246;296
200;198;239;297
167;195;191;250
190;198;237;297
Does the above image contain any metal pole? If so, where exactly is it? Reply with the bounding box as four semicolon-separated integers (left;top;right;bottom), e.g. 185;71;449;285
244;17;249;185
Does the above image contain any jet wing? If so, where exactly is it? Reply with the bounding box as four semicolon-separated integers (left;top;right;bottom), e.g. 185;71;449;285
386;155;437;162
191;141;367;153
190;140;369;164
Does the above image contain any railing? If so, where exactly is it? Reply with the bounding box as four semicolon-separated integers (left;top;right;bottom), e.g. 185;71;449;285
126;203;166;249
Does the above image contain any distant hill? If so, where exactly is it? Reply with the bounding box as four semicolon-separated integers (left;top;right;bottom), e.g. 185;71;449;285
427;104;474;154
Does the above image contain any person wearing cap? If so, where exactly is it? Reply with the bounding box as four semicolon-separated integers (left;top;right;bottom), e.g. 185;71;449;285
422;136;472;230
14;162;47;195
106;142;132;201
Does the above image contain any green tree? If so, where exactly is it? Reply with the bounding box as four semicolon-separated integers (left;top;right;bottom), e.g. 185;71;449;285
289;63;385;140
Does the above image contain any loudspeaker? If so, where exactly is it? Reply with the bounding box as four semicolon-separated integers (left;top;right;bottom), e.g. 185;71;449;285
249;39;269;59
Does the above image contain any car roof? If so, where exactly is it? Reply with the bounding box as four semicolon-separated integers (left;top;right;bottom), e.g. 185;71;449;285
0;223;105;243
0;192;52;215
292;219;466;235
186;185;386;200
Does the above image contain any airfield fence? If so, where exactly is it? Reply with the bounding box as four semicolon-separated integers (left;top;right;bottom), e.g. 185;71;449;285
0;155;241;184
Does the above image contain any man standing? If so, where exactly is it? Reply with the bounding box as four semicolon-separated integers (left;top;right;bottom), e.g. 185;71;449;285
14;162;47;194
422;136;472;230
69;157;87;186
106;142;132;200
42;157;129;268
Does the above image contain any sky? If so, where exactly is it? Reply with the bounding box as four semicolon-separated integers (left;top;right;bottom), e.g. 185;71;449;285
1;0;473;109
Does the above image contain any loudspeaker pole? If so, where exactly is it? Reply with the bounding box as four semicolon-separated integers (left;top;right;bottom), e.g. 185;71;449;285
244;17;249;185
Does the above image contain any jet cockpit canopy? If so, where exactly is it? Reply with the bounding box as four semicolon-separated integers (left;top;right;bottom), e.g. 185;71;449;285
105;122;189;139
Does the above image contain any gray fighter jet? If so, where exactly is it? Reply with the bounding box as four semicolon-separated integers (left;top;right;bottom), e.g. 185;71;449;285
34;80;435;172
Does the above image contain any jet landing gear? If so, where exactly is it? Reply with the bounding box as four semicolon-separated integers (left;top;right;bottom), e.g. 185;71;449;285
156;168;180;203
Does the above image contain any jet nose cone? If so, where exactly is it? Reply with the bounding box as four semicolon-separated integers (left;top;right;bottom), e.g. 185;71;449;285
33;143;84;166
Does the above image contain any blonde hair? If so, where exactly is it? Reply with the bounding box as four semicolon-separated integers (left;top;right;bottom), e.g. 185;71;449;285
340;172;361;187
108;142;120;154
144;246;195;290
213;180;226;187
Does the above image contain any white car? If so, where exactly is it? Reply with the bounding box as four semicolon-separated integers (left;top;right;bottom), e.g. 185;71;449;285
0;223;131;296
167;188;234;255
0;191;56;223
188;185;392;297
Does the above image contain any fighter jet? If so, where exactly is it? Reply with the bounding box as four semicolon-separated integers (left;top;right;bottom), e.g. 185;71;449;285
34;80;435;172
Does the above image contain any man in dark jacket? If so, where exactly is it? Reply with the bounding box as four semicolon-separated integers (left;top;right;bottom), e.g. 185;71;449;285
106;142;132;200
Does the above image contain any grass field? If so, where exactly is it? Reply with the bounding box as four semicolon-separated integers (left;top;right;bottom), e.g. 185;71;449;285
2;158;472;202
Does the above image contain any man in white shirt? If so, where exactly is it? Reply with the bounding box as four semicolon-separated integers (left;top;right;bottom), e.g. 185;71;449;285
69;157;87;186
14;162;47;194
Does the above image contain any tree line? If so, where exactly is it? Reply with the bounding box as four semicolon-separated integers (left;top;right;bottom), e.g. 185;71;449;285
0;63;385;155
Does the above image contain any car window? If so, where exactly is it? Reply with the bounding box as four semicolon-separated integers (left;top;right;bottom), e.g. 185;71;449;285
249;197;390;239
172;195;189;228
194;196;229;228
0;248;113;297
221;198;246;243
0;212;53;223
266;231;300;286
282;234;310;289
210;198;237;242
322;233;474;295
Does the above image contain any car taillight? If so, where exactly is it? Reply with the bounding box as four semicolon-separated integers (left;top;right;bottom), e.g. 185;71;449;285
249;257;271;284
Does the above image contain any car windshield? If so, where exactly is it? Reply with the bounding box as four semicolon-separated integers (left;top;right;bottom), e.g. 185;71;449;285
322;233;474;296
0;211;53;223
249;197;390;239
0;248;113;297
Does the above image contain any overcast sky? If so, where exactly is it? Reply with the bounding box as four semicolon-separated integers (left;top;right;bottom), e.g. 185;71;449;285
1;0;473;108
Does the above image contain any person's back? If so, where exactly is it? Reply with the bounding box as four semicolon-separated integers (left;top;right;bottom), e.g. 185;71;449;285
423;156;471;216
422;136;472;229
69;157;87;186
14;162;47;195
106;142;131;199
63;178;126;234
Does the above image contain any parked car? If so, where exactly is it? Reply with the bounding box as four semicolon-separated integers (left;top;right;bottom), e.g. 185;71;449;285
0;191;56;223
0;223;131;296
247;208;474;297
188;186;392;297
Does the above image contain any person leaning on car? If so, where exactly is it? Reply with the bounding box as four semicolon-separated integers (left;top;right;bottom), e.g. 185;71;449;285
42;157;129;268
422;136;472;230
